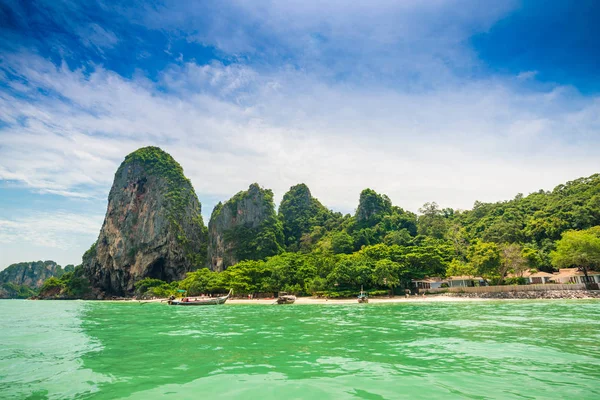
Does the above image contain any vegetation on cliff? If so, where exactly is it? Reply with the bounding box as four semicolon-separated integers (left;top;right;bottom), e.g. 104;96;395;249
26;150;600;299
37;265;93;299
83;146;208;295
551;227;600;278
208;183;284;270
0;261;74;299
278;184;334;251
135;174;600;299
117;146;208;259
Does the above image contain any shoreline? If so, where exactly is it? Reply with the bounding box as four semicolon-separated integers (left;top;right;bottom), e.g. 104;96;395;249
227;296;493;305
130;291;600;305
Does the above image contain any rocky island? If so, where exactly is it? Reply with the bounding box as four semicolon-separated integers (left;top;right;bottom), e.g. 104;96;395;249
82;147;208;296
5;146;599;301
0;261;73;298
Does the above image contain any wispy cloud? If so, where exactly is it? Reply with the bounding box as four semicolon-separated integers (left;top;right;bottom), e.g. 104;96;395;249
0;212;103;249
0;0;599;266
1;52;599;216
77;23;119;53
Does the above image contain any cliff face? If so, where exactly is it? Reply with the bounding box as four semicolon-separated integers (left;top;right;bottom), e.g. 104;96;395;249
355;188;392;228
83;147;208;295
278;184;331;251
208;183;283;271
0;261;64;298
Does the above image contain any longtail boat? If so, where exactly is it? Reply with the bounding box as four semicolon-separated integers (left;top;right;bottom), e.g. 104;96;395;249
276;293;296;304
168;289;232;306
357;286;368;303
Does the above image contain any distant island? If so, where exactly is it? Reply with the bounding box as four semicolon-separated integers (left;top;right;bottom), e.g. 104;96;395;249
2;146;600;300
0;261;73;299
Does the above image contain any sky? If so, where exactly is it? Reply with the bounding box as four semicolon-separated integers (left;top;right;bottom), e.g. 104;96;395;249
1;0;599;268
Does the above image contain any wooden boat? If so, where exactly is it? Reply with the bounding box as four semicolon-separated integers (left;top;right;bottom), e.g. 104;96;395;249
357;286;368;303
168;289;232;306
276;293;296;304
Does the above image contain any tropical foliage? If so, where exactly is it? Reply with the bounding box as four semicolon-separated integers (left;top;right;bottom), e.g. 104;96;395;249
38;266;92;299
23;173;600;299
179;175;600;297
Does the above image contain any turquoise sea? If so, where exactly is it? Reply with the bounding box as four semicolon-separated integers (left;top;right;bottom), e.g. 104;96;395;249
1;300;599;399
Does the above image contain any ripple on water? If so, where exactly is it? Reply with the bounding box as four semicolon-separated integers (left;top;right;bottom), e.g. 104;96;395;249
1;300;600;399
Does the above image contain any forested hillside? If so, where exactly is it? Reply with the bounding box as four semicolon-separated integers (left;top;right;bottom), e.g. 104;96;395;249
0;261;74;298
134;174;600;298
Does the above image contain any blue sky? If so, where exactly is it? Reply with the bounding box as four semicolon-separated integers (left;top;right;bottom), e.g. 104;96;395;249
1;0;599;268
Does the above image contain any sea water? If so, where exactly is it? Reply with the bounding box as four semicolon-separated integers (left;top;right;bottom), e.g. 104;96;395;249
1;300;599;399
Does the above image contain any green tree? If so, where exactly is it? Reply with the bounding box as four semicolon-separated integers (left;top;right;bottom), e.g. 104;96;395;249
179;268;217;295
278;183;331;251
417;202;448;239
551;228;600;283
445;259;476;278
373;259;400;295
499;243;527;282
383;229;412;246
468;241;501;282
521;246;544;271
331;231;354;254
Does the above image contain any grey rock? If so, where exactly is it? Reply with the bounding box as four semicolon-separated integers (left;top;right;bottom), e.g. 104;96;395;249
83;147;208;295
208;183;283;271
0;261;66;298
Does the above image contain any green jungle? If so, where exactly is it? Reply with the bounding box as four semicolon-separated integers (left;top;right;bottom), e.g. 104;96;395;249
33;173;600;299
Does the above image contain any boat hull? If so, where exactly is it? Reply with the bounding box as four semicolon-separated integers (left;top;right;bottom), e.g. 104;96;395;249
276;296;296;304
169;298;227;306
168;290;231;306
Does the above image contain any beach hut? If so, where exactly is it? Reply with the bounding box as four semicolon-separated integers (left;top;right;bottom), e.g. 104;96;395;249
447;275;486;288
527;271;554;284
412;277;446;290
550;268;600;284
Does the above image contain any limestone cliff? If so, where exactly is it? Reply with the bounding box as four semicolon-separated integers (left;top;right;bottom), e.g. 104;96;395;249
83;147;208;295
355;188;393;228
208;183;283;271
0;260;65;298
278;184;332;251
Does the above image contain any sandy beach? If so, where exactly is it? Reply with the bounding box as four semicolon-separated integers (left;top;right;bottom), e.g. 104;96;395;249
133;295;485;305
226;295;499;305
133;292;600;305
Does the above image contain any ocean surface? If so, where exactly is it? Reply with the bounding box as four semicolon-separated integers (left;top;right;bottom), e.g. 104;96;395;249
1;300;599;399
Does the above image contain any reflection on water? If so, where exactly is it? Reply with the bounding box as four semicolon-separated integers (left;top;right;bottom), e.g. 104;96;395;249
1;300;599;399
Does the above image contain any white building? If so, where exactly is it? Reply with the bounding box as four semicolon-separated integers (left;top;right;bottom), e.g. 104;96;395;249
446;276;486;288
550;268;600;284
412;277;446;290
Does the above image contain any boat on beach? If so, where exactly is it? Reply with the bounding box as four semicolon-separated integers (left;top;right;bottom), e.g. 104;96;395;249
168;289;232;306
276;292;296;304
358;286;368;303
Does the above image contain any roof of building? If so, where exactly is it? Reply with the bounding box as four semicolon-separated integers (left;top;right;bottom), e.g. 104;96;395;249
447;275;484;281
529;271;554;278
412;277;447;283
506;272;529;278
552;268;600;278
506;270;555;278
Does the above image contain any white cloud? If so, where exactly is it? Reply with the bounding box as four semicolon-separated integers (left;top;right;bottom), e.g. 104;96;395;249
77;23;119;53
0;211;104;268
1;0;599;266
1;52;599;221
142;0;517;85
0;212;103;249
517;70;539;80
